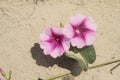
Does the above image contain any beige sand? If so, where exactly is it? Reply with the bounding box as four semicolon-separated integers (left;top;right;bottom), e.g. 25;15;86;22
0;0;120;80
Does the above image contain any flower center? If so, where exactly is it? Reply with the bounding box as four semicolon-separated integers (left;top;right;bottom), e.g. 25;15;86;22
55;36;62;43
75;29;81;34
56;38;60;42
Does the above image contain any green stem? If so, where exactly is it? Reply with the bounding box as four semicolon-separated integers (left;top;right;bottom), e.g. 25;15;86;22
8;70;12;80
89;59;120;69
45;71;70;80
44;59;120;80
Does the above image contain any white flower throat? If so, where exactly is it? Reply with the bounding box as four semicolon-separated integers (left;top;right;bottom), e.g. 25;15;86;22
56;38;59;41
75;29;81;34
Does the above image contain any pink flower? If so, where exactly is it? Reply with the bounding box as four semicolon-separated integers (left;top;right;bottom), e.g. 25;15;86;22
39;27;70;58
0;68;3;74
0;68;4;80
64;14;97;48
0;78;3;80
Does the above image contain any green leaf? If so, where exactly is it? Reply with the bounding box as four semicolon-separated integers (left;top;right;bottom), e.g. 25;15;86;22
65;52;88;71
77;58;88;71
79;45;96;64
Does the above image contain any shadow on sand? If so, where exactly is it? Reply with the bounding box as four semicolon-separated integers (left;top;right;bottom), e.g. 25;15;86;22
30;43;82;76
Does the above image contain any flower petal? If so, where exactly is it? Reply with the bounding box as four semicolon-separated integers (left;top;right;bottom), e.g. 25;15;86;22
84;17;96;31
40;42;53;55
64;24;75;38
0;68;3;73
0;78;3;80
50;45;64;58
51;27;64;35
70;14;86;28
71;37;85;48
84;31;97;45
62;38;70;51
39;27;52;41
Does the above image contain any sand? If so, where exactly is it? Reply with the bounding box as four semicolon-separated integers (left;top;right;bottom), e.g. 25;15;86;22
0;0;120;80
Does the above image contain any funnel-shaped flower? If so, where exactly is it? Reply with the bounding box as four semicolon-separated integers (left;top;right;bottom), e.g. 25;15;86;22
39;27;70;58
64;14;97;48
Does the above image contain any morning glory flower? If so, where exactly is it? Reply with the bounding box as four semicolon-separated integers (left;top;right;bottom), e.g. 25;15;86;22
39;27;70;58
64;14;97;48
0;78;3;80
